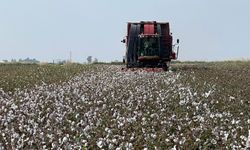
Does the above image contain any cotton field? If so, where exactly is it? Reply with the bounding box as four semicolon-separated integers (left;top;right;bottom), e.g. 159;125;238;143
0;63;250;149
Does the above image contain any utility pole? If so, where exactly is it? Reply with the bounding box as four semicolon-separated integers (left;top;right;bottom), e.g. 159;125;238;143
69;50;72;63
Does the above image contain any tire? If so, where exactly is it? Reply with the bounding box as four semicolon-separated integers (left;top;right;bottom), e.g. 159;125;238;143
127;24;140;66
162;63;169;71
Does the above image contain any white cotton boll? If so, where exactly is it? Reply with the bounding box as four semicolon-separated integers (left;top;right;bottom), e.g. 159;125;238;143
108;143;114;149
229;96;235;100
179;137;186;145
240;135;246;140
52;142;57;149
105;127;112;134
170;145;177;150
151;133;157;139
47;134;53;139
118;122;124;128
150;113;156;118
125;142;133;150
62;136;68;143
173;137;178;143
204;90;212;98
203;103;207;108
28;139;34;146
11;137;15;144
97;100;102;105
13;132;19;139
75;113;79;119
83;125;90;132
195;138;201;142
246;130;250;148
127;116;136;123
97;139;104;148
210;114;214;118
102;104;107;109
211;139;217;144
223;133;229;141
1;133;5;138
231;119;240;124
197;116;204;122
11;103;18;110
179;100;186;105
215;113;223;118
18;125;23;132
112;138;118;144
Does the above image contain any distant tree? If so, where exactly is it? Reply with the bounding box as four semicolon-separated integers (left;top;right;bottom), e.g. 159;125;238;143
24;57;30;61
87;56;92;63
17;58;39;64
59;60;66;65
11;59;17;63
93;58;98;63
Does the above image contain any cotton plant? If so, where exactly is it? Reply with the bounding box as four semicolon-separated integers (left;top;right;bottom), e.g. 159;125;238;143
0;64;249;149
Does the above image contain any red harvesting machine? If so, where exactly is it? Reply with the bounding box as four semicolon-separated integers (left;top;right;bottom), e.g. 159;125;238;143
122;21;179;71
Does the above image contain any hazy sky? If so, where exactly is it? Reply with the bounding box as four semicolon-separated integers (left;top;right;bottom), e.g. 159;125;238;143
0;0;250;62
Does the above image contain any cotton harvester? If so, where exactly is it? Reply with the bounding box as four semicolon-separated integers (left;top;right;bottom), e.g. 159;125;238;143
121;21;179;71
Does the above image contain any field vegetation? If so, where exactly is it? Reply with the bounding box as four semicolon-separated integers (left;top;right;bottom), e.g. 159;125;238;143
0;61;249;149
0;63;90;93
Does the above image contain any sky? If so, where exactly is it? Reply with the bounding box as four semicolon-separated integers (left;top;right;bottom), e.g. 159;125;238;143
0;0;250;62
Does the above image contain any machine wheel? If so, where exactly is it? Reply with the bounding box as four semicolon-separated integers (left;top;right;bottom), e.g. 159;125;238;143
126;63;131;68
162;62;169;71
127;24;140;66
